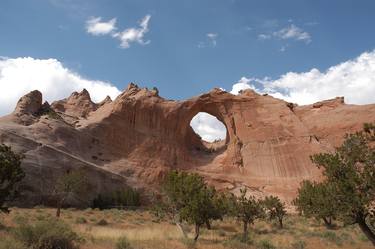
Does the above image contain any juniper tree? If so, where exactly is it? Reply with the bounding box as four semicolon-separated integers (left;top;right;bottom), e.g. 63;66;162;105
295;123;375;244
162;170;227;241
231;188;264;241
54;169;88;218
263;195;287;228
293;180;337;227
0;144;25;213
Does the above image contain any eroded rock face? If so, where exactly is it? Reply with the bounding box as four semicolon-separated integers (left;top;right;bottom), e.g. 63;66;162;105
14;90;43;115
1;84;375;205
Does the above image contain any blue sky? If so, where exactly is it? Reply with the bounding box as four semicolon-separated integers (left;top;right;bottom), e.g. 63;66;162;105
1;0;375;142
1;0;375;102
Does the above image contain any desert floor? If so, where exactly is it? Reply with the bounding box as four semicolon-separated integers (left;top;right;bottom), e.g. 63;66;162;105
0;207;373;249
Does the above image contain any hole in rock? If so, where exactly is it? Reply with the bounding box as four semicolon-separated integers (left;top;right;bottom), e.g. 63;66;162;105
190;112;227;152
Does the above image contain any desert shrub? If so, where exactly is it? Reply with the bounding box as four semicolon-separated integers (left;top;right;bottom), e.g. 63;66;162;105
116;236;133;249
180;238;196;249
0;144;25;213
223;234;254;249
96;219;108;226
257;239;276;249
75;217;87;224
291;240;306;249
13;218;80;249
320;231;343;245
92;187;141;210
0;236;26;249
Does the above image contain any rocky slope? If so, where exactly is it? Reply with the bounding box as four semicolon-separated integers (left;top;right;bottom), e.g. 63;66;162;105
1;84;374;205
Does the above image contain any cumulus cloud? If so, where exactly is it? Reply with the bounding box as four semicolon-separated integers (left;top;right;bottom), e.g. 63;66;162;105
230;49;375;105
112;15;151;48
86;15;151;49
230;77;257;94
190;112;227;142
86;17;117;35
0;57;121;116
273;24;311;43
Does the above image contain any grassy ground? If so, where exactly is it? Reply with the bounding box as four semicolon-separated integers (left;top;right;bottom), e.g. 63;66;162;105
0;207;373;249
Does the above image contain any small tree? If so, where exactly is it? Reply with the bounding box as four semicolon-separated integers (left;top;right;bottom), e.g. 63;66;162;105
232;188;264;240
263;195;286;228
293;180;337;227
0;144;25;213
54;169;88;218
162;170;226;241
295;123;375;244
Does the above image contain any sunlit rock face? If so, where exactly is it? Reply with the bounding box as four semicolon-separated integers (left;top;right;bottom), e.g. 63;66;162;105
1;84;375;205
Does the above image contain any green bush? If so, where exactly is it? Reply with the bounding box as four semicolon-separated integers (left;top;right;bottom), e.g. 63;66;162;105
75;217;87;224
291;240;306;249
92;187;141;210
320;231;342;245
0;237;26;249
257;239;276;249
13;218;80;249
116;236;133;249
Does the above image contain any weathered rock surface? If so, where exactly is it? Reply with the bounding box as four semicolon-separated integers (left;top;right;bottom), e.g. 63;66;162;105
1;84;374;205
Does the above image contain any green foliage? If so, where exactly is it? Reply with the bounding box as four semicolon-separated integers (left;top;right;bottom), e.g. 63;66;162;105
91;187;141;209
74;217;87;224
231;188;264;239
13;218;80;249
0;236;26;249
116;236;133;249
54;170;88;217
36;107;61;120
0;144;25;213
55;170;87;198
291;240;306;249
162;170;227;241
152;87;159;96
294;123;375;244
262;195;286;228
293;180;337;227
256;239;276;249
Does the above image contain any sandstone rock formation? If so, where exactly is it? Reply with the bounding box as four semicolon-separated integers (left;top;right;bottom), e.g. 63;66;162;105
0;84;374;205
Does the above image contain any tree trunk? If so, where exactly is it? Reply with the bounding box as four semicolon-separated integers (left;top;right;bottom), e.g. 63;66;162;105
56;205;61;218
322;217;332;228
357;217;375;246
243;221;248;240
194;224;200;241
278;217;283;229
206;220;211;230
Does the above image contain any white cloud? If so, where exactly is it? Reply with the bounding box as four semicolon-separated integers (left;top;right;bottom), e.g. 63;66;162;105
86;17;117;36
86;15;151;49
207;33;218;47
230;50;375;105
257;34;271;40
230;77;257;94
0;57;121;116
190;112;227;142
198;33;218;48
112;15;151;48
273;24;311;43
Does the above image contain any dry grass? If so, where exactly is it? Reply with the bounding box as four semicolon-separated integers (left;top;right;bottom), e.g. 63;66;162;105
0;207;373;249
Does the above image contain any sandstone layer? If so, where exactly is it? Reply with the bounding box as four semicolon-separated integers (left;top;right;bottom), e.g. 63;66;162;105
1;84;374;205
